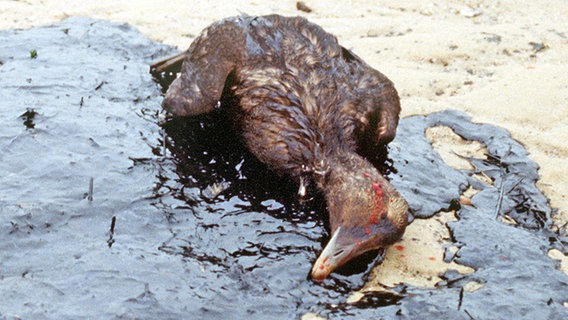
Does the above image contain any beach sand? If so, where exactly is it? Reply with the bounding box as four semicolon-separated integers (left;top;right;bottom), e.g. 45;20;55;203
2;0;566;295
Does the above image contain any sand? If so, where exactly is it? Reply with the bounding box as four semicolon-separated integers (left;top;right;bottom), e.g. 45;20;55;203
2;0;566;293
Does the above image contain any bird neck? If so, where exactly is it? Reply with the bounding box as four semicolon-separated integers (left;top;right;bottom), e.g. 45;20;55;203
314;149;385;232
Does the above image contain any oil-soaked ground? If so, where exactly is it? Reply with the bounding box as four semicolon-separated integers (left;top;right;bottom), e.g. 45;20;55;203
0;18;567;319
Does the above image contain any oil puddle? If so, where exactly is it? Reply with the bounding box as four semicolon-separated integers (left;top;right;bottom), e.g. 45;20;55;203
0;17;566;320
19;109;39;129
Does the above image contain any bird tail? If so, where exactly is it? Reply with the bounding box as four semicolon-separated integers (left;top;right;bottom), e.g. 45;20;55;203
150;52;186;76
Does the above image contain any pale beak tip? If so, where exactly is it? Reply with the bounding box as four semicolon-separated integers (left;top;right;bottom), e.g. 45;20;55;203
310;262;331;281
310;227;346;281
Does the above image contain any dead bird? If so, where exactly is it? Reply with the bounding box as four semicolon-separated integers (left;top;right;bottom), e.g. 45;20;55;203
151;14;409;280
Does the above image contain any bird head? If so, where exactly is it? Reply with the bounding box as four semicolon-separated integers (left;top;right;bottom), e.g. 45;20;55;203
311;160;409;280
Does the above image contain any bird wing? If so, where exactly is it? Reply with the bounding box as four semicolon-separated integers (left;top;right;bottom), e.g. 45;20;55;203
340;47;401;150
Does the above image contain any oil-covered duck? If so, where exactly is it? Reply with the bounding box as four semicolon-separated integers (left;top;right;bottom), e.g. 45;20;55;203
151;14;409;280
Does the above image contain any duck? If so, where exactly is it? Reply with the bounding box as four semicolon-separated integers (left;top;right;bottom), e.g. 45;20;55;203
150;14;409;280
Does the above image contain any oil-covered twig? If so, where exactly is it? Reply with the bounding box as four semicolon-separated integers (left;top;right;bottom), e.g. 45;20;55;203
494;170;505;219
495;175;524;221
88;177;94;202
94;81;107;91
107;215;116;248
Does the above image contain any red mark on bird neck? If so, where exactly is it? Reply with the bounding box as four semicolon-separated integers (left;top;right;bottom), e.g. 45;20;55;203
368;181;384;224
394;244;405;251
371;182;383;197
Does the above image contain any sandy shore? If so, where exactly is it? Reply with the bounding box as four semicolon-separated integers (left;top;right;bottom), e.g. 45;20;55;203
2;0;566;292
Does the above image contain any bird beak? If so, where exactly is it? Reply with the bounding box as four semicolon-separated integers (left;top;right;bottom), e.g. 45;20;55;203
310;227;358;280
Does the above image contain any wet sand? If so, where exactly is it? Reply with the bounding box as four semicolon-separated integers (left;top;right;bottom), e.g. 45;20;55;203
1;0;567;311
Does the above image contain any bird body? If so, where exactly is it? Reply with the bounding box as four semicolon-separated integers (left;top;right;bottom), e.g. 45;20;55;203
152;14;409;280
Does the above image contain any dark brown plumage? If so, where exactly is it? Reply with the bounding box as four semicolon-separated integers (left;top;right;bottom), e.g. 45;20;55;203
151;14;409;280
